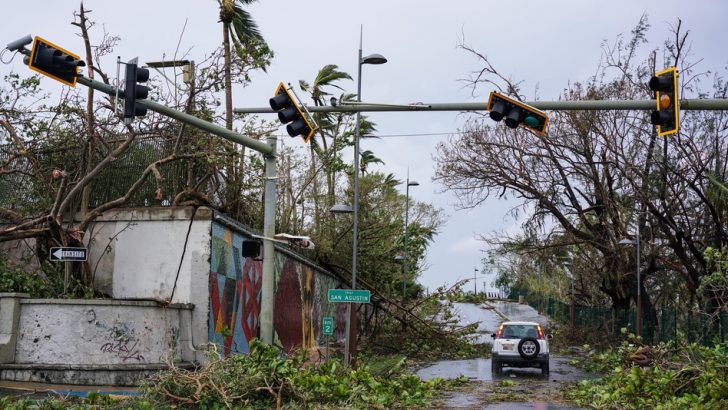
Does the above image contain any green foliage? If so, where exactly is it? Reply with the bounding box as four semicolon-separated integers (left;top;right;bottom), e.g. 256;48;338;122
0;256;63;298
700;246;728;311
447;291;489;304
567;340;728;409
0;394;154;410
368;295;490;361
141;339;450;409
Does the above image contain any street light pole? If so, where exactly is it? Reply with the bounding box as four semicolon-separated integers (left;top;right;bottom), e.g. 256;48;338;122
402;171;419;299
619;213;643;338
346;26;387;367
636;216;642;338
474;267;479;295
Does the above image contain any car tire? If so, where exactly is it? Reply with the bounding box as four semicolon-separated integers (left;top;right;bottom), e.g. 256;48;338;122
541;361;549;375
491;358;501;374
517;337;540;360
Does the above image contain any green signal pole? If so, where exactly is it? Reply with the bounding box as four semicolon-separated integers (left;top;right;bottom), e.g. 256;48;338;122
77;76;278;346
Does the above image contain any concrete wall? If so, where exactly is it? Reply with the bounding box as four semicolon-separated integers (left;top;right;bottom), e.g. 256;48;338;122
86;206;347;360
0;294;195;385
15;300;185;365
0;206;351;385
84;207;211;363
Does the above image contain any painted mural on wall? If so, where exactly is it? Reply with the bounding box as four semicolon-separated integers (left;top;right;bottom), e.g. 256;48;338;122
209;222;346;355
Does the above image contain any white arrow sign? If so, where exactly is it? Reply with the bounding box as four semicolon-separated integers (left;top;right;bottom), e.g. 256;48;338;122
49;247;87;262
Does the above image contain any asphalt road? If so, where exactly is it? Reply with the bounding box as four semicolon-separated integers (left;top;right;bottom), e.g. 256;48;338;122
418;301;590;409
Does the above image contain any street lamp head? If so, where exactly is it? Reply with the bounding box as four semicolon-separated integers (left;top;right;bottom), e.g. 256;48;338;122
145;60;191;68
330;204;354;214
619;238;637;246
360;53;387;65
394;255;405;261
407;180;420;187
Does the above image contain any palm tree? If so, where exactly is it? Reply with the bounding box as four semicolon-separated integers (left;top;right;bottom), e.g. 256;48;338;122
217;0;267;222
298;65;352;233
217;0;266;131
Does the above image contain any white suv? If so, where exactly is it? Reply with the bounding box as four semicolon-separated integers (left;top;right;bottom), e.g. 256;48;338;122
491;321;550;375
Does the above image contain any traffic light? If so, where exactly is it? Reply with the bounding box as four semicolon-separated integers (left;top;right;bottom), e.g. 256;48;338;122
269;82;315;143
27;36;85;87
486;92;549;136
124;58;150;123
648;67;679;136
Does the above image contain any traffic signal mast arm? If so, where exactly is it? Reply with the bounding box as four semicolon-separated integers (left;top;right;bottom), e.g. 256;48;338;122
76;76;273;156
235;98;728;114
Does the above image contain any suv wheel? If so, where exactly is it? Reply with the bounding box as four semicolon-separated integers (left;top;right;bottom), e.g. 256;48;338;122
491;358;501;374
517;337;540;360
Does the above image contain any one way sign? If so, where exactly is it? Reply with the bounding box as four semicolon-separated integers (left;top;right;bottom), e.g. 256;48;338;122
49;247;87;262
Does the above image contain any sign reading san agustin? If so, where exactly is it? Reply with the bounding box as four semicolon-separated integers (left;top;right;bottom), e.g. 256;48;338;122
327;289;371;303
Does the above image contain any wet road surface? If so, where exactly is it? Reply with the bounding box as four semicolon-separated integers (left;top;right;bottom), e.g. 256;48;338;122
417;355;591;383
449;301;552;344
450;302;504;343
421;301;591;409
490;301;550;326
421;356;590;410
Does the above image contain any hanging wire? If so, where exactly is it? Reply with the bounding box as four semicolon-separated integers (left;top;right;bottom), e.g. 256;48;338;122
0;48;16;65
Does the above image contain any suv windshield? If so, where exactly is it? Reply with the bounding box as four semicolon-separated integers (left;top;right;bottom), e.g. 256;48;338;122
500;324;539;339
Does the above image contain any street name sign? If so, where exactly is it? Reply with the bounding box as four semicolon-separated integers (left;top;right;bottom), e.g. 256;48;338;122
49;247;88;262
327;289;371;303
322;316;334;335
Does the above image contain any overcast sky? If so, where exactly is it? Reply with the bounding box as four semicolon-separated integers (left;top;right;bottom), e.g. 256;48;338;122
2;1;726;293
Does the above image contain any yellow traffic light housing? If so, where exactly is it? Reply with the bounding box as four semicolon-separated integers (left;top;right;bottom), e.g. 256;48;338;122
27;36;85;87
269;82;315;143
486;92;549;136
648;67;679;136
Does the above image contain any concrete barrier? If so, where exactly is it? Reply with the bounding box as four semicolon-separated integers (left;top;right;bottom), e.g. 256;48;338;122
0;297;195;385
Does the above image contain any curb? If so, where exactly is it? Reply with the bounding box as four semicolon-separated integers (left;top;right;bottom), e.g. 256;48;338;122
483;301;509;322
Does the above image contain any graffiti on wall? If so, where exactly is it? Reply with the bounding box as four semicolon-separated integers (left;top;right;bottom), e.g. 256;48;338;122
96;320;145;362
209;221;346;355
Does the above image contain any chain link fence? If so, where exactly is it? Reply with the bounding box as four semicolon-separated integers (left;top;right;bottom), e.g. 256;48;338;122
1;137;202;211
509;287;727;346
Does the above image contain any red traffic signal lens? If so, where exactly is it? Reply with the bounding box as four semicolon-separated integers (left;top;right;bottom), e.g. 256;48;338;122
489;101;506;122
269;93;291;111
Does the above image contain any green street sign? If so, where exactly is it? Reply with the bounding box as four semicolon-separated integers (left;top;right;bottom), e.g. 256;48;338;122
322;316;334;336
328;289;371;303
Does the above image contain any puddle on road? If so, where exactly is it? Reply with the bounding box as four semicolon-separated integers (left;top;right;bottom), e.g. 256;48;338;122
417;356;593;383
419;356;595;410
426;302;588;409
